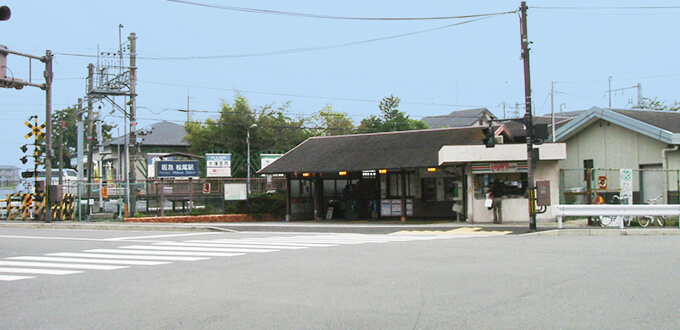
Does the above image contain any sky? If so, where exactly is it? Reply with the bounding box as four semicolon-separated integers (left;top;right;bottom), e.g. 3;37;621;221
1;0;679;172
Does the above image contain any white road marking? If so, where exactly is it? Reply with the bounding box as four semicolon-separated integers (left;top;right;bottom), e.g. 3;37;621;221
0;267;83;275
8;256;170;266
48;252;209;261
85;248;245;257
0;261;128;270
105;232;220;241
0;275;35;281
124;245;277;253
240;237;368;245
218;239;336;247
154;241;308;250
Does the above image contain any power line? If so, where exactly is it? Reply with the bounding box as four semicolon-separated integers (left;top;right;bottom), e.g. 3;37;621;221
54;15;506;61
534;6;680;10
137;17;500;60
168;0;516;21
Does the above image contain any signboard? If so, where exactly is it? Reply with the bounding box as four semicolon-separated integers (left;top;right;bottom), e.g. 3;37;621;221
472;162;528;174
206;153;232;178
597;176;608;190
155;160;199;178
147;153;172;178
620;169;633;204
224;183;248;201
380;199;413;217
380;200;392;216
260;154;283;170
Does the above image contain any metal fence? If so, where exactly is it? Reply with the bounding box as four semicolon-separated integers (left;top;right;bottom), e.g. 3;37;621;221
560;168;680;205
1;177;286;221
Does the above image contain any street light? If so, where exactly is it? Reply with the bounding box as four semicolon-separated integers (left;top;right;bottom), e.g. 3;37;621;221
246;123;257;194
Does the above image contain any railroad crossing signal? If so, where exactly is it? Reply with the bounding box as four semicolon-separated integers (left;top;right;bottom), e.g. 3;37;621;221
25;121;45;139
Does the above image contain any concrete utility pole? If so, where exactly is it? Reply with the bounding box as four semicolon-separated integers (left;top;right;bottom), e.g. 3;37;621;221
551;81;555;142
520;2;537;231
128;32;137;216
86;63;96;216
44;50;54;223
77;98;84;219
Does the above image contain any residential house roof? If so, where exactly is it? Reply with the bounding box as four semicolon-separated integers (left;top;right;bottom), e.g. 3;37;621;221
422;108;497;128
258;127;489;174
106;121;189;147
555;106;680;144
502;115;576;142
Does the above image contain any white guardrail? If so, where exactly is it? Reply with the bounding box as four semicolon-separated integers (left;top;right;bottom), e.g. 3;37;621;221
556;204;680;229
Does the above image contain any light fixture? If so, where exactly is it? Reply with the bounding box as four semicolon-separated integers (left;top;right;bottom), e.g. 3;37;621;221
339;171;347;176
427;167;438;172
378;169;388;174
302;172;311;177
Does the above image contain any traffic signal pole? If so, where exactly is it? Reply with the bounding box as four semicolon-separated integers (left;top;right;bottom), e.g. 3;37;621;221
520;2;537;231
0;46;53;222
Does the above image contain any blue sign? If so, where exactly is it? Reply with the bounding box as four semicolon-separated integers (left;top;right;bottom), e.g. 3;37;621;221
156;160;200;178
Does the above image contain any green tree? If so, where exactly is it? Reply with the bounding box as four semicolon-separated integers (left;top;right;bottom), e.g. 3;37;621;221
185;92;311;177
50;106;113;168
308;105;355;136
358;94;429;133
640;97;680;111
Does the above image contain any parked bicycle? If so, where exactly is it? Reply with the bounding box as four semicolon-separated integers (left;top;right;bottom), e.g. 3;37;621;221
637;196;665;228
598;195;634;227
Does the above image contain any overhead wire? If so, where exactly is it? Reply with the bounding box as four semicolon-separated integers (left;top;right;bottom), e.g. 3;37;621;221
167;0;516;21
136;16;503;60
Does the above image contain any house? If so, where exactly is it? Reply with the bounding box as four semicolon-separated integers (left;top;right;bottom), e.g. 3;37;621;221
259;126;566;223
555;106;680;204
422;108;497;128
95;121;190;181
0;165;20;187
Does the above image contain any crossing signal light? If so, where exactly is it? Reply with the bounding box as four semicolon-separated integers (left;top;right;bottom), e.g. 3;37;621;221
482;127;495;148
20;156;28;164
20;144;28;153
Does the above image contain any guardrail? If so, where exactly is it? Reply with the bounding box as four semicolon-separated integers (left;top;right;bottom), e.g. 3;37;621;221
556;204;680;229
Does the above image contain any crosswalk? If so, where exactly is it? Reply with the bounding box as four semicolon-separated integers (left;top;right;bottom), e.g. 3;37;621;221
0;233;466;282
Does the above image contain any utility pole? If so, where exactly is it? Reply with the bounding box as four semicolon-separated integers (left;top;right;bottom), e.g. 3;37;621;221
44;50;53;223
86;63;96;216
551;81;555;142
77;98;84;220
609;76;613;108
520;2;537;231
128;32;137;216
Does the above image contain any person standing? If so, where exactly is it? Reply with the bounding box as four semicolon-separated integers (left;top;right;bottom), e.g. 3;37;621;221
489;179;505;224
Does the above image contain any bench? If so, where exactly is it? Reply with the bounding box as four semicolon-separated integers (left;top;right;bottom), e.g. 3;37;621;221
556;204;680;229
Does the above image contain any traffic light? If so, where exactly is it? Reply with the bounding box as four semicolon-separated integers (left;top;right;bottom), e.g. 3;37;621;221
482;127;495;148
0;6;10;21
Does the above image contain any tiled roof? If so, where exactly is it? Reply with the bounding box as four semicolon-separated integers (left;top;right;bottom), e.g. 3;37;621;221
106;121;189;147
611;109;680;134
422;108;495;128
259;127;487;174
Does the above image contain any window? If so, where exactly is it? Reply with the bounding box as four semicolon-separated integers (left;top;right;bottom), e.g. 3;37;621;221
386;172;414;198
474;173;527;199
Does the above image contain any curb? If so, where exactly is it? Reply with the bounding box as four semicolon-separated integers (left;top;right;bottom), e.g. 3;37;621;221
526;228;680;236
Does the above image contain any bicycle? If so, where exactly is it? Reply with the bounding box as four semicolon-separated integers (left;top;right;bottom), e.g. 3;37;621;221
599;195;634;227
637;196;665;228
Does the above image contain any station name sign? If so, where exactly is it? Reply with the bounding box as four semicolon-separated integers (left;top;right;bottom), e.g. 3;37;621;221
156;160;200;178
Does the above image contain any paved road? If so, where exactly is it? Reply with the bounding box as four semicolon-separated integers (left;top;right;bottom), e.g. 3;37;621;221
1;227;679;329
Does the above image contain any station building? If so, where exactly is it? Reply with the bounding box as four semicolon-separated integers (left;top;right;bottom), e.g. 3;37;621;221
259;126;566;223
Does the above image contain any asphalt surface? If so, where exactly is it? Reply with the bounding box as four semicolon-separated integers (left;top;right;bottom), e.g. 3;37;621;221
2;228;680;328
0;219;677;235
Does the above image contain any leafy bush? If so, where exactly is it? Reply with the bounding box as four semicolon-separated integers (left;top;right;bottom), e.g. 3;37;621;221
244;192;287;216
